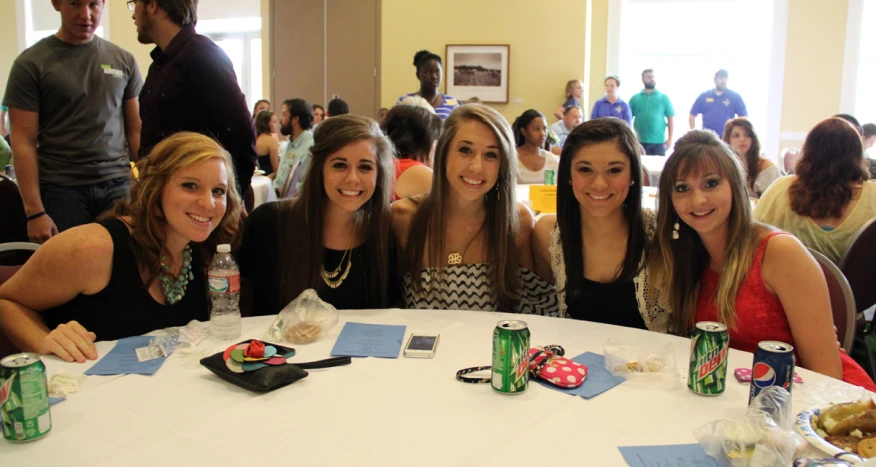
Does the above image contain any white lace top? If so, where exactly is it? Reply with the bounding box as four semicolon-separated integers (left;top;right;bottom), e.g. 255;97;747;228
548;208;669;332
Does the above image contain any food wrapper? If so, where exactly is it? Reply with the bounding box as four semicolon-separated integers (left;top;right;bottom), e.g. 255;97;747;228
695;386;801;467
603;339;679;388
267;289;339;344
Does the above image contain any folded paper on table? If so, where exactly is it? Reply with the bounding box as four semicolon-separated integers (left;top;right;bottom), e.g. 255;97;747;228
529;185;557;214
618;443;721;467
536;352;625;398
84;336;167;376
329;322;406;358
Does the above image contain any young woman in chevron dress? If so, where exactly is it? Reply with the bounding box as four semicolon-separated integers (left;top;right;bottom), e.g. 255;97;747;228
391;105;558;315
532;118;668;331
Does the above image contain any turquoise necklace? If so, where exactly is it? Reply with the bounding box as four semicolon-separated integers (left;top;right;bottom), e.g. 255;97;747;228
159;245;193;304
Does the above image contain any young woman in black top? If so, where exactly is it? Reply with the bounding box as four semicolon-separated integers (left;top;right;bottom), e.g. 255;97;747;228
238;115;396;315
0;132;241;362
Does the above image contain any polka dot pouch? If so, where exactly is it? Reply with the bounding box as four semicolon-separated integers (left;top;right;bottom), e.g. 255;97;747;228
529;345;588;388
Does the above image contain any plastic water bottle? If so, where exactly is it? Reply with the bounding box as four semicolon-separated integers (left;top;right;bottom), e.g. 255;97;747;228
208;244;241;340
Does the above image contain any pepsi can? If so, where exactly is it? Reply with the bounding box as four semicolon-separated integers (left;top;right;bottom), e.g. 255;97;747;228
749;340;795;404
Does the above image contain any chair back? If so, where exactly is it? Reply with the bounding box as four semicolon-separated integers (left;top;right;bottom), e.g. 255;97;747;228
0;174;28;244
810;249;856;353
840;216;876;319
280;162;303;200
781;148;801;175
0;242;37;359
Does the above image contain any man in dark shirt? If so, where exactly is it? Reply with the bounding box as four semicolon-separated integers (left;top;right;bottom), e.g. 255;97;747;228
131;0;256;195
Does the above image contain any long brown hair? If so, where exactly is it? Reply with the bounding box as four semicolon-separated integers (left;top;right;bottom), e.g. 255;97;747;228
403;105;521;311
722;118;761;194
112;132;242;284
650;130;759;334
556;118;646;305
789;117;869;219
276;115;395;308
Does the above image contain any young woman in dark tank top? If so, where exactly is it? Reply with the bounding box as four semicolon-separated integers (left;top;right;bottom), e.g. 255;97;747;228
0;132;241;362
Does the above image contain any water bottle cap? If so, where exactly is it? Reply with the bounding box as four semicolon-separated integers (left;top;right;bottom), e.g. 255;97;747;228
216;244;231;253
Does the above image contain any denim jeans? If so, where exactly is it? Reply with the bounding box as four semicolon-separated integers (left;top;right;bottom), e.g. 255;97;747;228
40;177;131;232
641;142;666;156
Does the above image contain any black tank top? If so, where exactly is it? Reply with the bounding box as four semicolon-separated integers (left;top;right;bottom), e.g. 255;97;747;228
43;218;209;341
565;278;646;330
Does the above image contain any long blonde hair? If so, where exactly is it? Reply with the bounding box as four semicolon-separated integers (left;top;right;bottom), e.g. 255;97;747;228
650;130;760;334
403;105;521;310
113;132;242;284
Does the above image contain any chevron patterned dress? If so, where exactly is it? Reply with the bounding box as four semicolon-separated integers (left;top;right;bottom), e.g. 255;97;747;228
402;264;559;316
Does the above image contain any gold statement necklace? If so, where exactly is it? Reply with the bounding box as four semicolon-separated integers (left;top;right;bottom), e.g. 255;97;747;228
446;225;484;265
321;235;354;289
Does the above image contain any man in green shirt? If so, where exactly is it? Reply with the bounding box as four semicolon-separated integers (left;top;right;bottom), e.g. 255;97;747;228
629;69;675;156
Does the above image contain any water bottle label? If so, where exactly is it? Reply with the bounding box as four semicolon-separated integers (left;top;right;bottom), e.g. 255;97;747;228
208;274;240;294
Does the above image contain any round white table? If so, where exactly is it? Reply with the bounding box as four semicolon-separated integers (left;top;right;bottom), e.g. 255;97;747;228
250;175;277;209
1;309;859;466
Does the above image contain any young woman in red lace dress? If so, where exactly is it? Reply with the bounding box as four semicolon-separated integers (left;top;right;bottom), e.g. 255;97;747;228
650;130;874;390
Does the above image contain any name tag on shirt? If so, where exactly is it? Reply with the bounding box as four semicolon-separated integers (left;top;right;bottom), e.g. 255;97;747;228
705;98;714;103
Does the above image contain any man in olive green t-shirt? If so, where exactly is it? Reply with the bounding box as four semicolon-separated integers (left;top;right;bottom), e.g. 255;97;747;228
629;69;675;156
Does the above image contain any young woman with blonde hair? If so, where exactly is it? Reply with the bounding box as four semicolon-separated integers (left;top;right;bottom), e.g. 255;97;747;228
0;132;241;362
392;105;556;314
650;130;874;388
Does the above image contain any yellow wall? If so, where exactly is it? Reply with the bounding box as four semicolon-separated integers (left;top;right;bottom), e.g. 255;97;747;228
380;0;588;123
0;7;20;101
107;4;154;81
779;0;849;150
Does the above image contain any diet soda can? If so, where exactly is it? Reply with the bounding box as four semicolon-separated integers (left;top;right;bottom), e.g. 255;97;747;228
749;340;795;404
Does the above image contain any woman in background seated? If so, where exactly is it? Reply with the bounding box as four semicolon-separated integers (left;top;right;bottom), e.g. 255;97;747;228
650;130;874;388
397;50;459;120
513;109;560;184
312;104;325;126
755;117;876;264
392;105;557;315
252;99;271;119
238;116;396;316
532;118;668;331
0;133;241;362
381;104;441;200
722;118;779;198
254;110;280;177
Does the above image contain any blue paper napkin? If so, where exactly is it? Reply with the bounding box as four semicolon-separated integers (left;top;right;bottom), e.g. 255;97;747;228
535;351;626;399
618;443;720;466
330;322;406;358
48;397;65;406
84;336;167;376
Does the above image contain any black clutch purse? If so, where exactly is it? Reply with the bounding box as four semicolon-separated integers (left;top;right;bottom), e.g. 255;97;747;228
200;339;351;392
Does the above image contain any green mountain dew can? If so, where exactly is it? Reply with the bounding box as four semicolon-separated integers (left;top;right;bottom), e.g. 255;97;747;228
544;169;555;186
1;353;51;442
688;322;729;396
492;320;530;394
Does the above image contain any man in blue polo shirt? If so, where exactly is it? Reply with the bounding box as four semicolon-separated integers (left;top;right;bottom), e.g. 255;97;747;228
689;69;747;136
629;69;675;156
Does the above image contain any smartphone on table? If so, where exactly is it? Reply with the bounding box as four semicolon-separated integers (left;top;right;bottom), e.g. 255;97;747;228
403;334;440;359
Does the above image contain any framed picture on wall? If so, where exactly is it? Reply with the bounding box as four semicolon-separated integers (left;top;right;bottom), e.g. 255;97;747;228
445;45;510;103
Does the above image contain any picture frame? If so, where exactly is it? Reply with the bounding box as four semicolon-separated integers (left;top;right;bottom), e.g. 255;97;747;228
445;45;510;103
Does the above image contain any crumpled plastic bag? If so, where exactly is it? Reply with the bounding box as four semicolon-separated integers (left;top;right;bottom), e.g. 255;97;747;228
603;338;680;388
695;386;801;467
146;320;212;368
267;289;339;344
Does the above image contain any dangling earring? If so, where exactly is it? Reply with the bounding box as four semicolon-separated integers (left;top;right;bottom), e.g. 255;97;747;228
672;215;680;240
496;181;501;201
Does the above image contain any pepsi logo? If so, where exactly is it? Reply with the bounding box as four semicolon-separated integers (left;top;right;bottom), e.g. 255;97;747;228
752;362;776;388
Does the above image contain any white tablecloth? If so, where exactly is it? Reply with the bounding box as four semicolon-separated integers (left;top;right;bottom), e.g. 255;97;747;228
250;175;277;208
641;155;668;186
2;309;858;466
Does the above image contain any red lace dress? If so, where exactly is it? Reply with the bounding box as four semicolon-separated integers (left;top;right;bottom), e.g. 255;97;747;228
695;231;876;391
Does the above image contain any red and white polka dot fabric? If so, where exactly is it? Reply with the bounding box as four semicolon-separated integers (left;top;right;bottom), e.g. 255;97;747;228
528;346;588;388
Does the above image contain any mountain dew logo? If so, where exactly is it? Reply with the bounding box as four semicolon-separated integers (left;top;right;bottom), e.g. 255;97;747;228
0;373;15;407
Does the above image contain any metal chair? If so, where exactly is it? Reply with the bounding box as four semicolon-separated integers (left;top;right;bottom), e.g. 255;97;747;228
780;148;801;175
809;249;856;353
0;242;39;359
